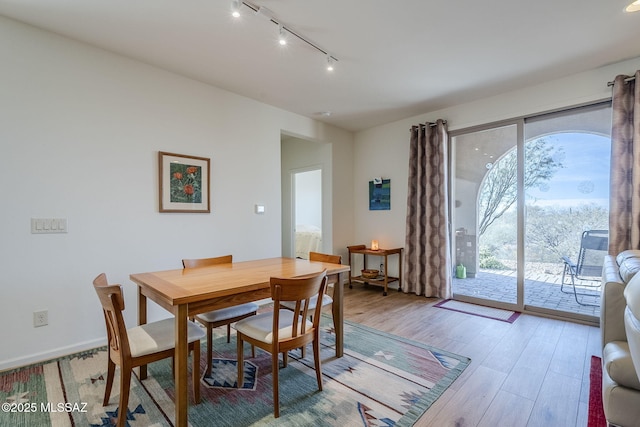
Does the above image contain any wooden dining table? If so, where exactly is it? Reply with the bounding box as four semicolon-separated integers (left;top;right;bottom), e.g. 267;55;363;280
129;257;350;427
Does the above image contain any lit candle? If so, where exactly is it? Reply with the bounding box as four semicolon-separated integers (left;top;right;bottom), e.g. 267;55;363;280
371;240;379;250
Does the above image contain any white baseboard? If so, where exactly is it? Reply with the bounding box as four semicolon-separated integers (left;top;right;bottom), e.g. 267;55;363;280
1;294;341;373
0;338;107;373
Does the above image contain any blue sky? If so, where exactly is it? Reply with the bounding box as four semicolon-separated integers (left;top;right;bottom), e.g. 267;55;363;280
526;133;610;208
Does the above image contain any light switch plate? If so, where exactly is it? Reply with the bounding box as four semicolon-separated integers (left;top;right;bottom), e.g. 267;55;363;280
31;218;67;234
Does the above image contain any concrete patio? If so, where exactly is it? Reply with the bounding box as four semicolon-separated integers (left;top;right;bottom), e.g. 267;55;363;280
452;268;601;318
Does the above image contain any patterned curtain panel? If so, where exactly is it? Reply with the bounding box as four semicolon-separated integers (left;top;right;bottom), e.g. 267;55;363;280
404;119;452;298
609;70;640;255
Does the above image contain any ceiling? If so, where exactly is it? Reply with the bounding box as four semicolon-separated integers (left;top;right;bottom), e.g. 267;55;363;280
1;0;639;132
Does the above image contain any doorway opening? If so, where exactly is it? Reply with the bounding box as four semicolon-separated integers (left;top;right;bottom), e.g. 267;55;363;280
293;169;322;259
280;134;332;259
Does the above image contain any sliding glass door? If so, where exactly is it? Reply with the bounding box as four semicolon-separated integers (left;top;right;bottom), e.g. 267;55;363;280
451;102;611;321
451;122;521;310
523;104;611;318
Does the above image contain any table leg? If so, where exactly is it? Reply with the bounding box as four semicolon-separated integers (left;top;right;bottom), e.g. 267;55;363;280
333;271;344;358
383;254;388;296
174;304;189;427
348;250;353;289
398;250;403;292
137;289;148;380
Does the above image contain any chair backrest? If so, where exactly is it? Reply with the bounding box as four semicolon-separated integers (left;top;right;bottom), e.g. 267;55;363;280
182;255;232;269
309;251;342;264
93;273;131;362
271;270;327;341
576;230;609;278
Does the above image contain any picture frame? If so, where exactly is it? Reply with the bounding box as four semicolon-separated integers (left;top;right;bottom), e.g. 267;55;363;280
369;178;391;210
158;151;210;213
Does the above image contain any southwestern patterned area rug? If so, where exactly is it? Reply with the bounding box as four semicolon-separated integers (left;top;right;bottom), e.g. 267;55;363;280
0;317;470;427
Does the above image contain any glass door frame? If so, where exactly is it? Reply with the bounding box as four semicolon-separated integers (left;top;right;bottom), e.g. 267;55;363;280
450;118;525;313
450;105;608;325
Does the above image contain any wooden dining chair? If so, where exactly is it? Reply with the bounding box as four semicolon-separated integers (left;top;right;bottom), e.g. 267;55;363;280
281;252;341;356
182;255;259;377
93;273;204;427
288;251;341;318
234;270;327;418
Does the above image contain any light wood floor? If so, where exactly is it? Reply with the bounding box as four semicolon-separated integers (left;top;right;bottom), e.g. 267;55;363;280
341;284;601;427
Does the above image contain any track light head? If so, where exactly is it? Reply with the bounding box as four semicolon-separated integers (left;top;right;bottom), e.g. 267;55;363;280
231;0;241;18
278;25;287;46
326;56;335;72
625;0;640;12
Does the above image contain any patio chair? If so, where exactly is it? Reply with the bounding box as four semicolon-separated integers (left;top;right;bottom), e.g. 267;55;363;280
561;229;608;306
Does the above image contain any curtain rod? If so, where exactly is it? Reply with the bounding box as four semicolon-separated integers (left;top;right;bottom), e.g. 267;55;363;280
422;120;447;127
607;76;636;87
410;120;448;131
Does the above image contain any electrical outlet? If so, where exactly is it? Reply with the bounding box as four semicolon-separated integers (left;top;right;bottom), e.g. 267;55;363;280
34;310;48;327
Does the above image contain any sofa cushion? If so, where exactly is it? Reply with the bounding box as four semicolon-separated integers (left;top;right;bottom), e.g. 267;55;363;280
617;250;640;283
626;270;640;320
625;273;640;386
616;250;640;265
603;341;640;390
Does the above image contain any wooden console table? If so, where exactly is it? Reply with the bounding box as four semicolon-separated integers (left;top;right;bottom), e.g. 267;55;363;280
347;245;403;296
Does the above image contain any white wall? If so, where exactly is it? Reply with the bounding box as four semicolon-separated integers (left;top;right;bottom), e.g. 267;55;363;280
352;56;640;283
296;170;322;228
0;16;353;370
454;178;478;234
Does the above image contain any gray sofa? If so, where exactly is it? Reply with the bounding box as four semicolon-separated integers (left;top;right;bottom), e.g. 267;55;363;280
601;250;640;427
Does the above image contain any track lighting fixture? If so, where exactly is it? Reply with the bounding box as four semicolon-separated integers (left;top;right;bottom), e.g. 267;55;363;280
230;1;338;72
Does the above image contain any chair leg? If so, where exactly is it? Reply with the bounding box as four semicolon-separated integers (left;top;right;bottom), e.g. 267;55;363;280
303;304;333;359
330;302;336;330
103;357;116;406
562;264;599;306
227;323;231;343
571;282;600;306
117;367;132;427
237;333;244;388
206;324;214;378
272;351;280;418
313;335;323;391
192;341;201;404
560;263;571;293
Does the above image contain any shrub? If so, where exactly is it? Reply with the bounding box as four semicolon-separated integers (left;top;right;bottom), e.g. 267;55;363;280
479;248;508;270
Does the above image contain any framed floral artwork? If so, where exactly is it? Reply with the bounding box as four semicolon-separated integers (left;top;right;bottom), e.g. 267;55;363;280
158;151;210;213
